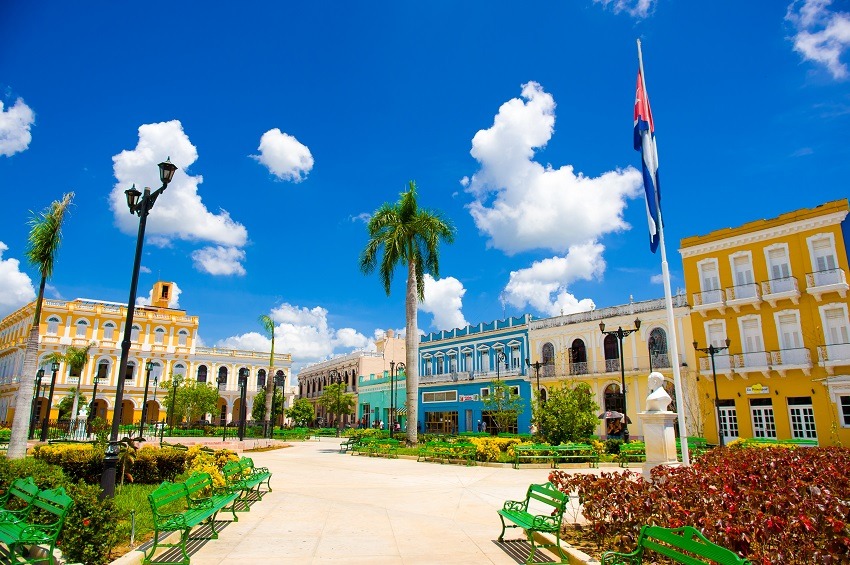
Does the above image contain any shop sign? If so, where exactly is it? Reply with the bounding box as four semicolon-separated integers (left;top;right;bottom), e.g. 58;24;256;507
746;383;770;395
459;394;479;402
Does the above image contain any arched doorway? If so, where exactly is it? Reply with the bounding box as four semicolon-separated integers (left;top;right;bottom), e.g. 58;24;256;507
604;383;624;412
91;399;108;421
120;400;135;425
569;339;588;375
145;400;160;423
604;335;620;372
232;398;243;425
217;398;228;426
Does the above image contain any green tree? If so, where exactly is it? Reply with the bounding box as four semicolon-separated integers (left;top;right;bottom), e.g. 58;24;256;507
535;381;599;445
258;314;277;432
285;398;314;428
9;192;74;459
162;375;218;425
360;181;455;444
58;388;87;420
63;341;95;419
316;383;355;429
251;388;283;422
481;379;525;434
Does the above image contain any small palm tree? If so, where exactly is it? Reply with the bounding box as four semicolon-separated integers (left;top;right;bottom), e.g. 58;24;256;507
63;342;95;420
360;181;455;445
258;314;277;432
8;193;74;459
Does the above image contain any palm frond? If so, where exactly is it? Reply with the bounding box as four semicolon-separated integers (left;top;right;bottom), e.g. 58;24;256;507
25;192;74;279
258;314;275;337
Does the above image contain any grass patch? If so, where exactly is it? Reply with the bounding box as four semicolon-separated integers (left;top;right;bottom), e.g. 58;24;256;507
110;483;158;557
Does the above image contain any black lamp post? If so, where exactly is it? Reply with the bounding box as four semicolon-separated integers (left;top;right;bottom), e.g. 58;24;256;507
168;374;182;436
525;358;544;401
30;369;45;439
329;369;343;436
150;375;159;422
139;360;154;438
101;158;177;498
495;351;507;380
269;371;285;437
599;317;641;444
218;372;227;441
89;368;103;424
40;361;61;442
694;339;732;447
238;368;248;441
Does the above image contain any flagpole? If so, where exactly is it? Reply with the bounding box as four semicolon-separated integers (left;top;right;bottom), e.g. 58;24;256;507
637;39;691;466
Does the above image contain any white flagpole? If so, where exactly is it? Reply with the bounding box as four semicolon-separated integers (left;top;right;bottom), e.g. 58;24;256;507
637;39;690;466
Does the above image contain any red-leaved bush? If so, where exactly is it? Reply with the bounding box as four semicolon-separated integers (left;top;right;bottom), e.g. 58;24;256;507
549;446;850;564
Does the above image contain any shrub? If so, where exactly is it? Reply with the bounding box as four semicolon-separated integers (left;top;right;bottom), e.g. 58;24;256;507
604;438;623;454
59;481;120;565
184;446;237;487
469;437;525;461
0;457;67;491
32;443;104;484
549;446;850;563
130;446;186;484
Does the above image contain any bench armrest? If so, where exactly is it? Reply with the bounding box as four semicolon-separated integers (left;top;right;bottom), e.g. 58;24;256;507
531;514;560;530
502;499;526;512
600;548;642;565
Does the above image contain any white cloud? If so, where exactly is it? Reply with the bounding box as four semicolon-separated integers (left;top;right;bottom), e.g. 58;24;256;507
139;265;152;274
216;303;373;374
136;281;182;308
110;120;249;274
251;128;314;182
191;246;246;276
500;242;603;316
466;82;643;256
787;0;850;79
650;273;664;284
0;242;36;317
0;98;35;157
419;274;468;330
594;0;656;19
350;212;371;223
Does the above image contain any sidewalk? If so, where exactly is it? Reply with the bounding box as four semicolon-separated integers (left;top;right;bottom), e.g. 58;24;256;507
134;438;601;564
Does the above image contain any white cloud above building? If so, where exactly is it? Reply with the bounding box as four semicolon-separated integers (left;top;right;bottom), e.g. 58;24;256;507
0;242;36;317
251;128;314;182
593;0;656;19
191;246;247;276
786;0;850;79
419;274;469;330
0;98;35;157
136;281;182;308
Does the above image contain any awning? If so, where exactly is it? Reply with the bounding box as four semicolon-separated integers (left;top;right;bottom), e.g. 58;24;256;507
396;406;408;415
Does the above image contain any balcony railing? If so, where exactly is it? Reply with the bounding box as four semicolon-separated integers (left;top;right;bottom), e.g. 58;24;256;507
605;358;620;373
818;343;850;368
569;362;589;375
649;353;671;369
693;289;725;312
727;283;759;301
733;351;770;372
761;276;800;306
769;347;810;366
697;354;732;373
806;268;849;301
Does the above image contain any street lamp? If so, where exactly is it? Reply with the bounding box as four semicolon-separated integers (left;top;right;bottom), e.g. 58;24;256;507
89;366;104;425
30;369;45;439
525;358;544;401
693;339;732;447
329;369;344;436
599;317;641;443
390;362;404;434
238;368;248;441
495;351;507;380
101;158;178;498
139;360;154;438
40;361;60;442
168;374;182;436
218;372;228;441
269;371;285;437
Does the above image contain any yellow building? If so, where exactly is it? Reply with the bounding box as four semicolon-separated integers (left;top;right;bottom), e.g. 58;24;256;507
680;199;850;446
0;281;292;426
528;295;699;440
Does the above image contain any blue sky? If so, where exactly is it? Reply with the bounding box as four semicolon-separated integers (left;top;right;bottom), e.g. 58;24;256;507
1;1;849;374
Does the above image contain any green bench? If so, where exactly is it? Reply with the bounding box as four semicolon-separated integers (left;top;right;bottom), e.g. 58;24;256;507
0;477;40;524
222;457;273;504
676;437;710;460
367;438;399;458
0;486;74;565
497;482;568;564
417;441;476;466
514;444;599;469
145;473;235;565
275;428;310;441
601;525;751;564
315;428;338;437
618;442;646;467
339;436;360;453
183;472;240;523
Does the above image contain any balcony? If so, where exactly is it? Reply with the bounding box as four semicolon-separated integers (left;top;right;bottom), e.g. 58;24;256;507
760;276;800;307
692;289;726;315
569;362;589;376
768;348;812;377
649;352;671;369
818;343;850;375
806;268;849;301
732;351;771;377
725;283;761;312
605;358;620;373
697;354;732;378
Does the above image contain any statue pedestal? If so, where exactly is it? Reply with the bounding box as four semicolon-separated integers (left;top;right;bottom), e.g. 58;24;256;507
640;411;680;479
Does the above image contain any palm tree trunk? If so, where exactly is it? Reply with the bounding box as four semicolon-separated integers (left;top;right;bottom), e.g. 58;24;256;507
264;338;275;432
8;275;47;459
405;260;419;446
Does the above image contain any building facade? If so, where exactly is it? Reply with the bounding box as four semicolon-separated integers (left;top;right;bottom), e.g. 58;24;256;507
417;315;533;434
0;281;292;426
680;199;850;446
528;296;696;440
298;330;405;428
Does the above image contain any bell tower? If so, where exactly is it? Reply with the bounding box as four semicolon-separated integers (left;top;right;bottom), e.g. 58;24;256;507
150;281;174;309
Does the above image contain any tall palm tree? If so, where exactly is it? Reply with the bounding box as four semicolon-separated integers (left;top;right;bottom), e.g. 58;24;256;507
360;181;455;445
64;342;95;420
8;193;74;459
258;314;276;432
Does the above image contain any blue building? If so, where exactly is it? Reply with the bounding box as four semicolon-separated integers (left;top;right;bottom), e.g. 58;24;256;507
417;315;533;434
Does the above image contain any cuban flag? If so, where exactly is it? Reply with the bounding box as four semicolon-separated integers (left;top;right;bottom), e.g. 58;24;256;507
634;70;660;253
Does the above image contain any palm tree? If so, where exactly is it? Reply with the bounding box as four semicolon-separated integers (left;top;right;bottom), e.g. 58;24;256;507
360;181;455;445
258;314;277;433
63;342;95;420
8;193;74;459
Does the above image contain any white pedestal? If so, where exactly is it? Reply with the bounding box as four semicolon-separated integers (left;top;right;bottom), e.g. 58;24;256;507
640;411;680;479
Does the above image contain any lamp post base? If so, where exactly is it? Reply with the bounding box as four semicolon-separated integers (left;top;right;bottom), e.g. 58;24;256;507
100;441;120;499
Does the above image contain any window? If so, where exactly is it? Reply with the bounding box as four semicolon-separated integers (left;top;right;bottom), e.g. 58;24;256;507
823;306;850;345
422;391;458;403
510;386;520;396
257;369;266;388
739;317;765;368
604;383;623;412
178;330;188;346
648;328;669;368
436;355;444;374
75;320;88;338
480;387;490;398
698;259;721;302
510;346;521;369
542;343;555;366
603;334;620;372
161;284;170;299
218;366;228;386
841;396;850;426
788;397;817;439
131;325;141;342
96;361;109;382
809;235;841;286
776;312;802;349
750;398;776;438
478;349;490;372
47;317;60;335
103;322;115;341
706;321;727;348
766;245;792;282
124;362;136;381
197;365;208;383
154;327;165;344
570;339;588;375
731;253;755;298
463;351;473;372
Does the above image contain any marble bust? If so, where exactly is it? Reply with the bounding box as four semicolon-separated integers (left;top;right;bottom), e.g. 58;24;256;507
646;371;673;412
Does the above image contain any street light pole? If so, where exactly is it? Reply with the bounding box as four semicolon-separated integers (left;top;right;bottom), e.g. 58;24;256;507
238;368;248;441
389;362;395;436
269;371;285;437
30;369;44;439
599;317;642;444
168;374;182;436
89;370;102;424
218;373;227;441
694;339;732;447
101;158;177;498
524;358;544;401
139;360;154;438
40;361;60;442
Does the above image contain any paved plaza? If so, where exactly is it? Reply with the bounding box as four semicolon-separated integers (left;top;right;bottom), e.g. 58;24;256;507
160;438;599;565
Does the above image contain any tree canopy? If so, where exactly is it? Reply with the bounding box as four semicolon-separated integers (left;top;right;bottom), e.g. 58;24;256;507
534;381;599;444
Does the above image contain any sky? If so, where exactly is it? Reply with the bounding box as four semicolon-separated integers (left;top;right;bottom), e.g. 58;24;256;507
1;1;849;375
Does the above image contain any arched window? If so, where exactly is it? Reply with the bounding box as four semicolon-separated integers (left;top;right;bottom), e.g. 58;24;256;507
604;383;623;412
75;319;88;338
102;322;116;341
257;369;266;388
178;329;189;346
173;363;185;378
131;325;141;342
541;343;555;365
125;362;136;381
649;327;670;368
540;388;548;402
604;334;620;372
47;317;60;335
96;360;110;382
569;339;588;375
154;327;166;344
197;365;208;383
218;366;228;385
